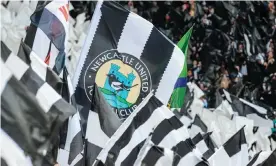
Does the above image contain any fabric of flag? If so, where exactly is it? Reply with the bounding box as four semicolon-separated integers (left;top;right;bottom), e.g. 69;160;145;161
255;150;276;166
133;137;175;166
16;41;63;92
72;0;184;121
192;133;213;159
24;0;69;74
188;114;208;139
202;132;217;159
85;83;122;165
1;41;76;139
57;67;84;166
219;89;273;127
95;93;207;166
1;60;51;165
169;26;193;109
247;150;275;166
1;129;33;166
208;127;249;166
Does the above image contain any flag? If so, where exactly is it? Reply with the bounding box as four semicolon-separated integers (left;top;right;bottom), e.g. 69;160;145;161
72;1;184;120
169;26;193;109
247;150;275;166
57;68;84;166
1;41;76;139
208;127;249;166
220;89;273;127
133;137;175;166
1;60;51;165
202;132;217;159
192;132;218;160
1;129;33;166
85;83;122;165
188;114;208;139
255;150;276;166
95;93;207;166
24;0;69;74
16;42;63;92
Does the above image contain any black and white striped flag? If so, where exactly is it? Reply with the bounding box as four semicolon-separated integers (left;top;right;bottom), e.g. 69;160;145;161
85;83;122;166
1;60;52;165
1;41;76;136
94;93;207;166
57;68;84;166
219;89;273;128
188;114;208;139
202;132;217;159
208;127;249;166
247;150;275;166
73;0;184;120
24;0;69;74
1;129;33;166
134;136;175;166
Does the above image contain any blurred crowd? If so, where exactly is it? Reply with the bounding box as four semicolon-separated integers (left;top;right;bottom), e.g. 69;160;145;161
70;1;276;109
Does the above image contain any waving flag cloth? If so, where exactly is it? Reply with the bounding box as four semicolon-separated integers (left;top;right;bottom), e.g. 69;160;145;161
247;150;275;166
1;60;52;165
1;41;76;165
208;127;249;166
84;83;122;165
1;41;75;127
94;93;208;166
219;89;273;128
169;26;193;110
72;1;184;122
133;136;175;166
24;0;69;74
57;68;84;166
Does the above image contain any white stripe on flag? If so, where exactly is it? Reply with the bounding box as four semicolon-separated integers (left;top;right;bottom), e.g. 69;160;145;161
155;46;184;104
86;111;109;147
49;43;59;69
196;140;209;155
1;61;12;94
117;12;153;58
114;105;174;165
36;83;61;112
67;73;75;99
158;126;190;149
5;52;29;79
1;129;33;166
72;0;103;89
64;112;82;151
96;92;154;163
155;148;174;166
177;149;203;166
32;28;51;60
230;144;248;166
208;147;232;166
30;51;48;80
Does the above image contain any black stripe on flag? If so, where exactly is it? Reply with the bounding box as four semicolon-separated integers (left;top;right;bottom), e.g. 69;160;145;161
151;116;183;145
140;27;175;87
104;96;163;164
1;41;11;62
141;145;165;166
121;140;146;166
223;127;247;157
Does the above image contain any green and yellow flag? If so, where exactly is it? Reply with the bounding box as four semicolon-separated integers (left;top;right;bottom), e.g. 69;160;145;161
169;26;193;109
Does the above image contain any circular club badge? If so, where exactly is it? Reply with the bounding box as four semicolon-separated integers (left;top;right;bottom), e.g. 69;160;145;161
84;49;152;119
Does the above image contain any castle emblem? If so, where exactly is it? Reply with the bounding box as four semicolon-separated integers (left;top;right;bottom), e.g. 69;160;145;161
84;50;152;119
